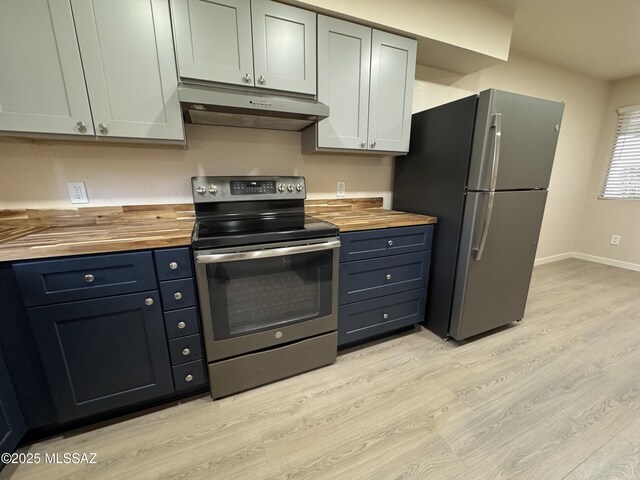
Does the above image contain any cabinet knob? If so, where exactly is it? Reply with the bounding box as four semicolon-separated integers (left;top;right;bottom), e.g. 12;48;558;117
258;75;266;85
77;121;87;133
177;321;186;329
386;274;392;280
387;240;393;247
169;262;178;270
98;123;108;134
242;73;252;84
145;298;154;306
185;374;194;382
370;141;376;148
360;141;366;148
173;292;183;300
84;274;95;283
182;348;190;356
383;313;389;319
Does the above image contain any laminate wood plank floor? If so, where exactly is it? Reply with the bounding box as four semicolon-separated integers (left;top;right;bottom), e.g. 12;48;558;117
4;259;640;480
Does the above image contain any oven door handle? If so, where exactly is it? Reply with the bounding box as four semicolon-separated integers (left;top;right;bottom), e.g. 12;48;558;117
195;239;341;264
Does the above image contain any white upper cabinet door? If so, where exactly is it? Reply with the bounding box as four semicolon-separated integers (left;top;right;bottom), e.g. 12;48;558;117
317;16;371;150
172;0;254;86
0;0;94;136
367;30;416;153
71;0;184;141
251;0;316;95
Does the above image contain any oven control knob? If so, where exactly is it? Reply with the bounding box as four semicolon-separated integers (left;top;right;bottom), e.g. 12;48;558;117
196;185;207;195
278;184;285;193
296;184;303;192
208;185;218;195
287;184;294;192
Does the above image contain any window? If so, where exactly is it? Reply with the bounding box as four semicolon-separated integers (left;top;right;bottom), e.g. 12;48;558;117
601;104;640;199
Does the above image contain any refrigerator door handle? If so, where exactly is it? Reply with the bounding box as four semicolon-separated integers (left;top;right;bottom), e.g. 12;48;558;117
474;191;495;261
487;113;502;191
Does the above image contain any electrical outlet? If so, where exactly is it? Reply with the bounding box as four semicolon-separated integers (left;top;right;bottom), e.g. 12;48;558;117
610;234;622;245
67;181;89;204
336;181;346;197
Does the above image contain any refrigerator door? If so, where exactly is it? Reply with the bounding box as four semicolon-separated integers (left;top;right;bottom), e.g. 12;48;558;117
467;89;564;191
449;190;548;340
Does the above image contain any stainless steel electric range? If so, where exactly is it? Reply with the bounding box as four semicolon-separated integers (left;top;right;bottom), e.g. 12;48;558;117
191;176;340;399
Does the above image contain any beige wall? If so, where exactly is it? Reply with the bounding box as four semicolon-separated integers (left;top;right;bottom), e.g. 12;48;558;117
576;75;640;265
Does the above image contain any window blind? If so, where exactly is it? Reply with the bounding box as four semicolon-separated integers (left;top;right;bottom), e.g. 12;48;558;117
601;104;640;199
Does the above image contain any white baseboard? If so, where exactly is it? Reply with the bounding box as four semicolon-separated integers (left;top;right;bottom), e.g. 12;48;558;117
534;251;640;272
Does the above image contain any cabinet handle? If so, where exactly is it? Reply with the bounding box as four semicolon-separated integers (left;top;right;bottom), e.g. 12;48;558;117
169;262;178;270
182;348;190;356
145;298;154;306
77;121;87;133
370;141;376;148
98;123;108;134
242;73;252;84
387;240;393;247
360;141;366;148
383;313;389;319
84;274;95;283
386;274;392;280
177;321;186;329
258;75;266;85
185;374;194;382
173;292;183;300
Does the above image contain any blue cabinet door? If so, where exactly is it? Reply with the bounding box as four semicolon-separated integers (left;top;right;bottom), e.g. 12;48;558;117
27;291;174;422
0;349;26;460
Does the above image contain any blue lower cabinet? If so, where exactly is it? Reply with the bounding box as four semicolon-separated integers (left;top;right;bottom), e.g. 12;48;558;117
0;348;26;459
27;291;174;422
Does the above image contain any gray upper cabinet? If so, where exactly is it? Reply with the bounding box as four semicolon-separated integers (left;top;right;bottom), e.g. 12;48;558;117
303;17;417;154
368;30;416;153
251;0;316;95
316;16;371;149
0;0;94;136
71;0;184;141
172;0;316;95
172;0;254;87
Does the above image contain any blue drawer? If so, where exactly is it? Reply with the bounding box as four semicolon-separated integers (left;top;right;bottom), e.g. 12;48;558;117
164;307;200;339
339;225;433;263
159;278;197;311
339;251;430;305
14;252;157;307
168;334;202;365
154;248;193;281
172;360;207;391
338;288;426;346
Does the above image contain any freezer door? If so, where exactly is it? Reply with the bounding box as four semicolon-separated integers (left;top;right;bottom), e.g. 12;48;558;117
467;90;564;191
449;190;547;340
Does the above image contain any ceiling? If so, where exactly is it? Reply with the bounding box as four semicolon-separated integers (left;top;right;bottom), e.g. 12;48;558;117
483;0;640;81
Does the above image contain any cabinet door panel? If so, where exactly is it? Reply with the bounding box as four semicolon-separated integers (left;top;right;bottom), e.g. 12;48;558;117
172;0;254;86
251;0;316;94
317;16;371;149
28;292;173;422
0;0;94;136
71;0;184;140
368;30;416;153
0;349;26;458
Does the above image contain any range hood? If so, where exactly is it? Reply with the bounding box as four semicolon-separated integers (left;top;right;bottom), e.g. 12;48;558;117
178;83;329;132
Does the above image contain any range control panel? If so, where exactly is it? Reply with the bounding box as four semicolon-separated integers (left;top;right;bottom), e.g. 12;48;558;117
192;176;306;203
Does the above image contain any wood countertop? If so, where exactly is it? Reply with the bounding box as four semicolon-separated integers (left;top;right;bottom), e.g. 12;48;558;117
0;199;436;262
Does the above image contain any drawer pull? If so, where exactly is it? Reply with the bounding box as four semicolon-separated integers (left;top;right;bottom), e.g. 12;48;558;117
383;313;389;319
386;274;392;280
387;240;393;247
145;298;154;306
182;348;191;356
169;262;178;270
185;374;194;382
84;274;95;283
174;292;183;300
177;321;186;329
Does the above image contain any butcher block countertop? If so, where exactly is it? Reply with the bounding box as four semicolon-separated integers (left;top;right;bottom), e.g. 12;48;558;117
0;199;436;262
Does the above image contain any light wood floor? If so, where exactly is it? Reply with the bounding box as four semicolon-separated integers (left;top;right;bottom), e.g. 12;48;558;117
4;259;640;480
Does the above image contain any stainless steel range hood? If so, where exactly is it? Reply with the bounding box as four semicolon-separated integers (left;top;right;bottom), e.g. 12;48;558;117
178;83;329;132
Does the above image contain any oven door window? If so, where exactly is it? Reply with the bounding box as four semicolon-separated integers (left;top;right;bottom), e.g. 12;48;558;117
206;250;333;340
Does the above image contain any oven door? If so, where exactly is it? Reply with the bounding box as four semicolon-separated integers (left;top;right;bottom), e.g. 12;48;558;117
194;238;340;361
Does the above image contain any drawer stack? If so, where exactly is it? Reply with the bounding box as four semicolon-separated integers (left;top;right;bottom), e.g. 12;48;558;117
154;248;207;391
338;225;433;347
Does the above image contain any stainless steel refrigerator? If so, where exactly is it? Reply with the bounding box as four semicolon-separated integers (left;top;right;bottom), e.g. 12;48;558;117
393;89;564;341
